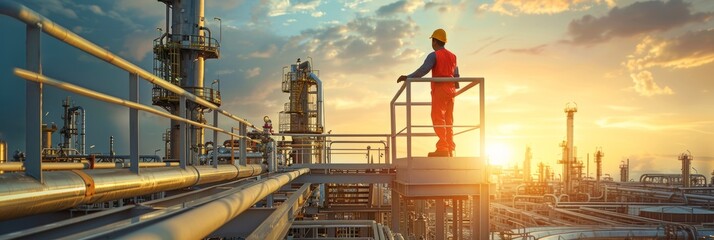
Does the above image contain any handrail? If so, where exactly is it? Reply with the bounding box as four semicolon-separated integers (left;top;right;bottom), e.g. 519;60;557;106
0;0;261;132
13;68;247;140
389;77;485;160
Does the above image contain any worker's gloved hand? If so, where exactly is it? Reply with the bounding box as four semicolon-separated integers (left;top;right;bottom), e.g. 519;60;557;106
397;75;407;83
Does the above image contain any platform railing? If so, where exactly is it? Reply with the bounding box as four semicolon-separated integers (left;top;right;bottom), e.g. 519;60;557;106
0;1;262;182
273;133;391;164
389;77;485;161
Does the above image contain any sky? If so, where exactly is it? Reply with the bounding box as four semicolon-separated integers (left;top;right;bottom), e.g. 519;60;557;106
0;0;713;180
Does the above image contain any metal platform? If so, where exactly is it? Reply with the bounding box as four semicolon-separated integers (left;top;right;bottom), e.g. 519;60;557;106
394;157;486;197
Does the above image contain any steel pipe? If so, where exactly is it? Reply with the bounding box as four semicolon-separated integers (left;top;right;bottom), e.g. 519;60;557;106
0;161;180;172
119;168;309;239
14;68;249;140
0;164;266;220
0;0;261;132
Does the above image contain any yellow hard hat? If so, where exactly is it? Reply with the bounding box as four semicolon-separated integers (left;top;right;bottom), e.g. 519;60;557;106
430;28;447;43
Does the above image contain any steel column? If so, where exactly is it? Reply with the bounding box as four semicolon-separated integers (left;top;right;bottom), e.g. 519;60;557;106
479;79;485;168
436;198;445;240
479;184;490;239
24;22;42;182
405;80;412;162
129;72;139;174
391;188;400;232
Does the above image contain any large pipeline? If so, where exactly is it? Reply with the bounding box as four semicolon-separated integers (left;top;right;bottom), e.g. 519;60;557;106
119;168;309;239
0;161;180;171
0;164;266;220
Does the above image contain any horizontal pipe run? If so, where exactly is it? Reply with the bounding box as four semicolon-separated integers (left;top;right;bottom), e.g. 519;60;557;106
0;164;266;220
0;1;261;132
0;162;179;171
13;68;248;140
273;133;390;137
119;168;309;240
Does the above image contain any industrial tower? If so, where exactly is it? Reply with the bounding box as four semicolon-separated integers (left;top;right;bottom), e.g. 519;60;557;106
561;102;577;193
279;59;324;164
152;0;221;163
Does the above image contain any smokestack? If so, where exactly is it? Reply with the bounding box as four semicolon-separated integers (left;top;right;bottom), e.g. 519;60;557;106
620;159;629;182
595;147;605;191
564;103;577;193
524;146;532;182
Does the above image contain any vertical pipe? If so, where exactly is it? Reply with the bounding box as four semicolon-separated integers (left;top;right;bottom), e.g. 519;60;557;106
129;72;139;174
80;107;85;155
25;22;43;182
212;110;218;168
180;96;187;169
230;128;235;165
239;122;247;165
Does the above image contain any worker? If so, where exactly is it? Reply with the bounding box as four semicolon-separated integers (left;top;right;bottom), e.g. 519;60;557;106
398;28;459;157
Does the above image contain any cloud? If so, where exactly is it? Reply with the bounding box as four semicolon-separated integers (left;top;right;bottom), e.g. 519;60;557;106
566;0;712;45
249;44;279;58
33;0;78;19
596;116;714;134
88;5;104;15
480;0;614;16
113;0;164;18
312;11;326;17
269;0;323;17
245;67;262;78
623;29;714;96
629;70;674;96
344;0;373;10
285;16;421;73
119;30;155;61
424;0;467;13
492;44;548;55
376;0;424;16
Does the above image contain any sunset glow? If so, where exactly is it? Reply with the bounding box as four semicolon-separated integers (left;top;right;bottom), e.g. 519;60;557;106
0;0;712;179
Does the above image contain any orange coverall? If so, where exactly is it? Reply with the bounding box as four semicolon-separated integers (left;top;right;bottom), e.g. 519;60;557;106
408;47;459;152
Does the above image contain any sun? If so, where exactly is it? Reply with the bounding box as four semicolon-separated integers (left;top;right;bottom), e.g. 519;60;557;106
486;142;513;166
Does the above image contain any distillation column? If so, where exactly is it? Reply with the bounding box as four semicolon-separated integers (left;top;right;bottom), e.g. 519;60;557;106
594;148;603;193
279;59;324;164
679;152;693;188
153;0;220;163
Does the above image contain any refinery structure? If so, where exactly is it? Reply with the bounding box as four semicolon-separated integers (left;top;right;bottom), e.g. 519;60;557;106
1;1;714;239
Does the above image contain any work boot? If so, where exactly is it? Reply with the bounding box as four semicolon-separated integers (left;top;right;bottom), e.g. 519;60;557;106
428;150;451;157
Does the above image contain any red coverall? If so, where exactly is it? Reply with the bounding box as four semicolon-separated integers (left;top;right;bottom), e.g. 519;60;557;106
431;48;457;152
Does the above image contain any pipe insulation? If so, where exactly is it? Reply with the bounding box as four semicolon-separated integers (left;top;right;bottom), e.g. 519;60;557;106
120;168;309;240
0;164;266;220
